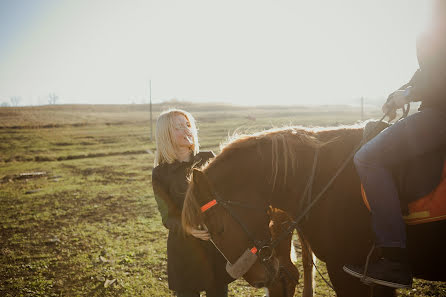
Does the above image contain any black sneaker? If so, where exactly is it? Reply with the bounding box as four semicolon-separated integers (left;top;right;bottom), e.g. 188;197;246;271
343;257;412;289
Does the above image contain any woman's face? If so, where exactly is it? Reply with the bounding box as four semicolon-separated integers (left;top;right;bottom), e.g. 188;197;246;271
172;114;194;149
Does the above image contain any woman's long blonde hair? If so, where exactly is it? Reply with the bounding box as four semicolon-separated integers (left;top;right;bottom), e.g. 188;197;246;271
154;109;199;167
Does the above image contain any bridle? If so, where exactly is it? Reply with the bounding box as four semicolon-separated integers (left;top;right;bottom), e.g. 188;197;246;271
200;193;277;280
199;147;320;281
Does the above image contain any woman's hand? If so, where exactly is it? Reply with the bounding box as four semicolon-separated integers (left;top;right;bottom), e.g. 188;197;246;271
190;228;211;241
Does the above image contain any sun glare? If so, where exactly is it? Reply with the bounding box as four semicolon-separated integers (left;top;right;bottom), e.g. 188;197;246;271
0;0;436;106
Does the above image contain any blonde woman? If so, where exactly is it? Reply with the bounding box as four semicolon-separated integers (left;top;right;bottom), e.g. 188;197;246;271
151;109;232;297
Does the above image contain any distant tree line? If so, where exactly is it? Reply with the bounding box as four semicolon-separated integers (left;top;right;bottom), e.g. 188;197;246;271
0;93;59;107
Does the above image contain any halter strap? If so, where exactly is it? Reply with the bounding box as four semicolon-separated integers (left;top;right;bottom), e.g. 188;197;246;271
201;199;217;212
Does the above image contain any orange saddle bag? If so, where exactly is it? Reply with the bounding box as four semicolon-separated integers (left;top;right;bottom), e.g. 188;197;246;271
362;161;446;225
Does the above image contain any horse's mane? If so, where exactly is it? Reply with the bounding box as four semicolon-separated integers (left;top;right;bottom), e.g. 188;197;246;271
182;124;365;232
213;127;322;188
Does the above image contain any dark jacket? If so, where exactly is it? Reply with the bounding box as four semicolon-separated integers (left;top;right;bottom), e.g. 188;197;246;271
151;151;233;292
400;30;446;111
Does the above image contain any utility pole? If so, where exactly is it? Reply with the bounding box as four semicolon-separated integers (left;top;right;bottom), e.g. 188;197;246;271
361;96;364;121
149;80;153;141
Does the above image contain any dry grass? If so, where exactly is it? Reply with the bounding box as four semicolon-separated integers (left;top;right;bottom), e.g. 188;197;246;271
2;103;443;296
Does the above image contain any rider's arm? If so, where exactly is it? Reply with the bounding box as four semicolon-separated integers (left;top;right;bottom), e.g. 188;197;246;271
395;69;421;92
405;33;446;103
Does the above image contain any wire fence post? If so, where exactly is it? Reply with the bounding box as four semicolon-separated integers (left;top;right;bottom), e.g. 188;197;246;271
361;96;364;121
150;80;153;141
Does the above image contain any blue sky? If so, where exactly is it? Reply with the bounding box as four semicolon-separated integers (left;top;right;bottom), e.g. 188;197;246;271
0;0;433;106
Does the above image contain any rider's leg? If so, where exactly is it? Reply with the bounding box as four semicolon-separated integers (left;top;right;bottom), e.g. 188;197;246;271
344;108;446;288
356;108;446;248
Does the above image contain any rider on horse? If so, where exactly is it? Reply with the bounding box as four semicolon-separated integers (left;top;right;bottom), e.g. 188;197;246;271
343;0;446;289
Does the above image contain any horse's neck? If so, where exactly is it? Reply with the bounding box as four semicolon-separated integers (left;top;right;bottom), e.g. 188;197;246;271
268;128;365;221
251;128;372;259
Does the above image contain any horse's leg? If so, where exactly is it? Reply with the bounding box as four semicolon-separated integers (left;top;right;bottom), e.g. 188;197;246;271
297;231;314;297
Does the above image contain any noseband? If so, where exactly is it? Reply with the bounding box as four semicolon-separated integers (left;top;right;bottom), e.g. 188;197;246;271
201;197;276;279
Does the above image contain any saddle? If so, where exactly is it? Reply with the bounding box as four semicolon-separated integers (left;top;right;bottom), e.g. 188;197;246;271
361;121;446;225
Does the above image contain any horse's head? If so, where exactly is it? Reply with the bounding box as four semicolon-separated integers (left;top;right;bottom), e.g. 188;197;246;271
182;166;280;288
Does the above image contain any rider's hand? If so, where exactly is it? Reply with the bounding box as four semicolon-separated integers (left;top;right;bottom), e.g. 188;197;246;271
382;87;411;121
389;89;411;109
382;102;397;121
190;228;211;241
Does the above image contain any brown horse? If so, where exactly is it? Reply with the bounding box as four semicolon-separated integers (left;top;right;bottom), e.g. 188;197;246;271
182;126;446;297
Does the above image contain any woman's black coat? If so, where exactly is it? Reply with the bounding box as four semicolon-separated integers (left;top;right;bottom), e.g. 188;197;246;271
152;151;233;292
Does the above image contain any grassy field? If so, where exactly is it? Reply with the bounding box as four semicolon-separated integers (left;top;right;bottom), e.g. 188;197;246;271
1;103;445;296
